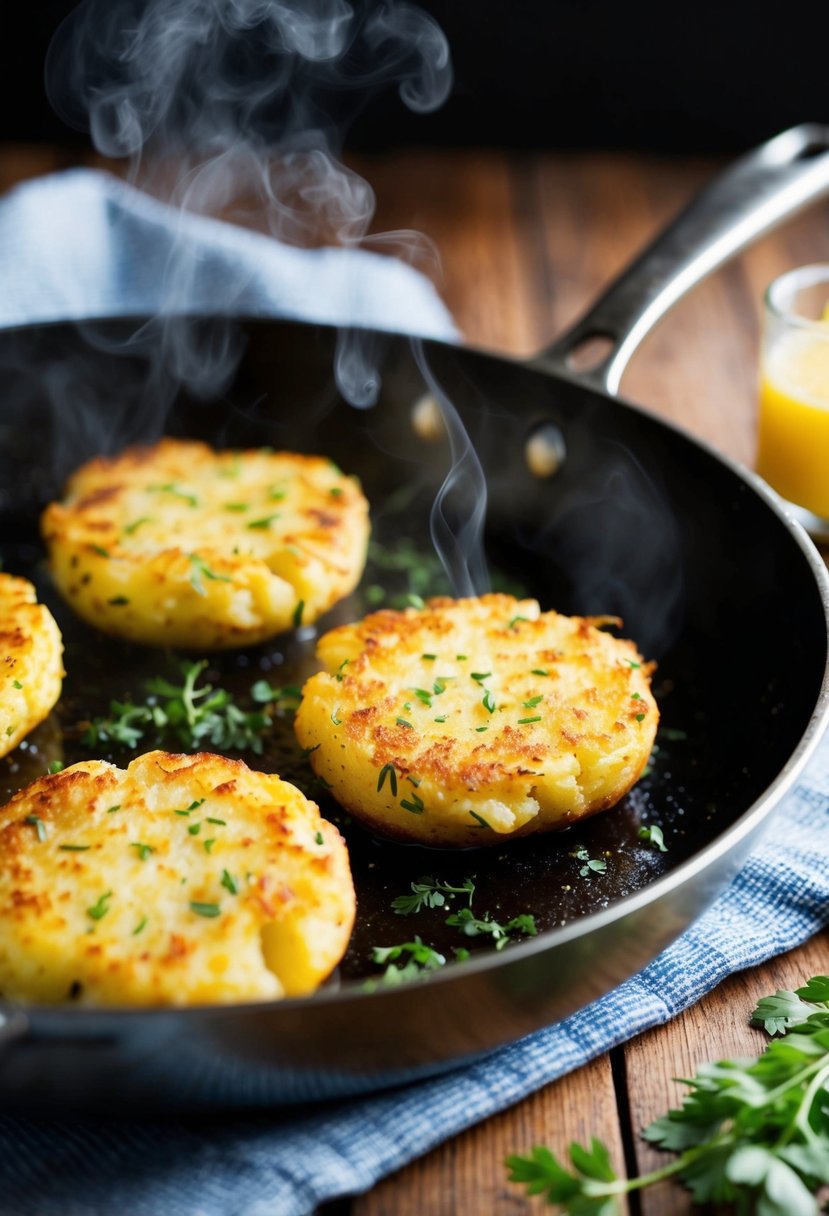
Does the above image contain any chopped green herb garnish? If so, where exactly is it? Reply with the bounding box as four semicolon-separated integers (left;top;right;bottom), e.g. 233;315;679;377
421;653;437;661
392;876;476;915
132;916;148;936
434;715;448;723
91;544;110;558
468;810;490;829
475;725;489;732
246;514;281;530
106;804;121;814
12;680;22;689
446;906;537;950
149;482;198;507
123;516;151;535
369;936;447;984
377;763;398;796
572;845;607;877
482;690;496;714
315;831;324;846
206;817;226;826
331;708;343;726
223;502;249;512
48;761;64;774
84;660;271;753
203;839;216;854
269;488;286;502
531;668;549;677
627;659;641;669
635;712;646;722
107;596;130;606
508;616;530;628
87;890;112;920
523;695;544;708
59;844;90;852
187;822;202;836
220;869;239;895
639;824;668;852
188;554;231;595
471;672;491;683
292;600;305;628
456;654;467;661
329;487;343;498
400;791;425;815
518;716;542;725
411;688;433;707
24;814;47;841
189;901;221;918
335;660;350;681
131;842;155;860
396;718;413;729
631;691;642;700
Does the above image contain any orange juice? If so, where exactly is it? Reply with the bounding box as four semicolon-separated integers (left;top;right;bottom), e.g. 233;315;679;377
756;328;829;519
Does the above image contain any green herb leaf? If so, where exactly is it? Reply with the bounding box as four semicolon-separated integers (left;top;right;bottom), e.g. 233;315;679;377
58;844;90;852
87;891;112;920
24;814;47;841
83;660;271;754
190;901;221;918
188;553;231;595
368;936;447;985
392;876;475;915
377;763;398;797
292;600;305;628
131;842;155;860
447;906;537;950
638;824;668;852
482;690;496;714
508;974;829;1214
220;869;239;895
247;514;281;530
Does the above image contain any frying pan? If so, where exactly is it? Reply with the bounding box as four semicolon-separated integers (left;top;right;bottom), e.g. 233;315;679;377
1;125;829;1113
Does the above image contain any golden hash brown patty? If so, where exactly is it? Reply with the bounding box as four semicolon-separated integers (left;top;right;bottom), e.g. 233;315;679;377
0;751;355;1006
294;594;658;847
0;574;64;760
41;438;370;649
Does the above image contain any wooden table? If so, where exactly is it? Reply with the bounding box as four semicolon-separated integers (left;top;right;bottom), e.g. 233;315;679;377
3;144;829;1215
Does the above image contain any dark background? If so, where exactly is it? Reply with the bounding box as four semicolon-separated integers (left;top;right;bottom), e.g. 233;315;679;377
3;1;825;153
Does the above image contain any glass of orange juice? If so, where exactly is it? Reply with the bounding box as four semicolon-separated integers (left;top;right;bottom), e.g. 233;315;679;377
757;264;829;539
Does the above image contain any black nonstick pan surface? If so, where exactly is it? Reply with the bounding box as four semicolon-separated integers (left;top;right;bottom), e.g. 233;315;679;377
0;128;828;1113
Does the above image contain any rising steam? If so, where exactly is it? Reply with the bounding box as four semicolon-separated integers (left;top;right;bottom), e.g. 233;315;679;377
41;0;494;596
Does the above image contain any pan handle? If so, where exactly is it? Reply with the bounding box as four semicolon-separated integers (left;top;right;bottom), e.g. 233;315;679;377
533;123;829;395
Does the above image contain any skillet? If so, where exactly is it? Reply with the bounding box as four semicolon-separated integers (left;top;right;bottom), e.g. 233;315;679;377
0;126;829;1113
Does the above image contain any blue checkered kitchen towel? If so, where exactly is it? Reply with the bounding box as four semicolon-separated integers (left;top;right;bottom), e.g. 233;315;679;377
1;169;829;1216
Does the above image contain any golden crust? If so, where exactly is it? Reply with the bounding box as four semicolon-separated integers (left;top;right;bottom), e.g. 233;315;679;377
294;594;658;847
41;438;370;649
0;750;355;1006
0;573;64;759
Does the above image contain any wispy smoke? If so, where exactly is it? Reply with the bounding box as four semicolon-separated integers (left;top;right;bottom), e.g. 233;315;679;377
47;0;450;243
413;342;489;596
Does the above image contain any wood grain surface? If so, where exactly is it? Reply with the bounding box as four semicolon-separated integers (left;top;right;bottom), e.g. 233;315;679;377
2;143;828;1216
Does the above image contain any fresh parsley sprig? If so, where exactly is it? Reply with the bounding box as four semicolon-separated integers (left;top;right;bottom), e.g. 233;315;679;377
507;975;829;1215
